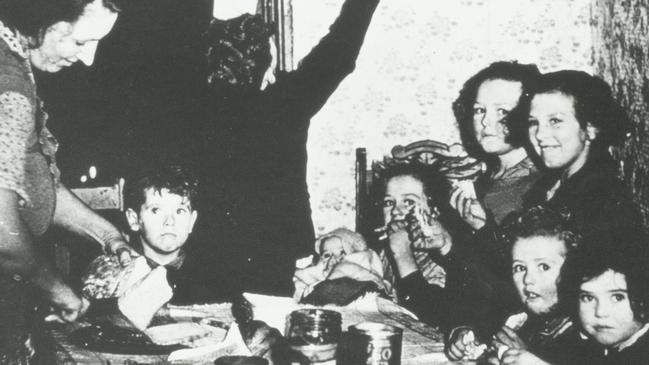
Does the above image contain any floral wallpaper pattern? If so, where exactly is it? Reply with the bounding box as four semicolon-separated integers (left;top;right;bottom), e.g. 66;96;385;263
290;0;594;235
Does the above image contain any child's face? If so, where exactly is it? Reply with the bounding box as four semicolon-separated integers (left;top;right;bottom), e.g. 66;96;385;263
126;188;198;257
382;175;429;225
320;236;346;272
579;269;643;348
512;236;566;315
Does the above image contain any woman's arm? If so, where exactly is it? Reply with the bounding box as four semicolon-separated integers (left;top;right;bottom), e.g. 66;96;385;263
277;0;380;118
0;188;87;322
52;184;133;264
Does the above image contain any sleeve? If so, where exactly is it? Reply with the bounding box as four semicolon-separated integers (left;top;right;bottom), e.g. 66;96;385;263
396;271;455;331
0;90;33;204
275;0;379;119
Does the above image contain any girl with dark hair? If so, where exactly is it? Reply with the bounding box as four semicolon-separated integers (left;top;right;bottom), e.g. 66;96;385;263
372;159;503;332
451;61;542;229
559;231;649;364
525;70;642;239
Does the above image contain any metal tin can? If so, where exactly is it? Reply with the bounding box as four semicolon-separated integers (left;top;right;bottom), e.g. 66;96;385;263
343;322;402;365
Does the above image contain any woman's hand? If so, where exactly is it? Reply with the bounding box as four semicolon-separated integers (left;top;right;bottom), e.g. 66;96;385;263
450;184;487;230
44;284;89;323
501;349;551;365
105;238;136;267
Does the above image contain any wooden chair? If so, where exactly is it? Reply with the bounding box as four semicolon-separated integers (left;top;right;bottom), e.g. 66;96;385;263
355;140;486;238
54;178;125;278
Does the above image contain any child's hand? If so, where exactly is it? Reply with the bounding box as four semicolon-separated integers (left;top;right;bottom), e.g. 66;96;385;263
387;220;412;257
446;327;488;361
406;207;452;255
449;184;487;230
493;325;527;351
501;348;551;365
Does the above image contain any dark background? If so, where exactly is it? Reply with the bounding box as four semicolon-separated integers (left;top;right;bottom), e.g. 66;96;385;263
36;0;214;188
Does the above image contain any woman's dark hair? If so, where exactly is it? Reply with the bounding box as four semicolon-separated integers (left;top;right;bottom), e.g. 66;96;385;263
0;0;122;47
525;70;631;156
453;61;541;167
559;229;649;324
204;13;273;90
124;164;199;212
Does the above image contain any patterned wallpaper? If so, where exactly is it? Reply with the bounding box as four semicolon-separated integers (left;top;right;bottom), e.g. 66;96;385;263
291;0;594;235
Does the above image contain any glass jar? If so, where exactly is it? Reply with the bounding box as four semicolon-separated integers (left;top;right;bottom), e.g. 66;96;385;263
285;309;342;364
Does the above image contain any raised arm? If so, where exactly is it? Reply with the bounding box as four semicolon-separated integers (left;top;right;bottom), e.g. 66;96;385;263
278;0;379;117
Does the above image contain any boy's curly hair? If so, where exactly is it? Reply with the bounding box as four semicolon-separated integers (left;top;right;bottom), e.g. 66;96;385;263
499;205;580;253
124;164;199;211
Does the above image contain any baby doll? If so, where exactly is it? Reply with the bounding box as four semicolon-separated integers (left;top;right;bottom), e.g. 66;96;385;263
293;227;389;302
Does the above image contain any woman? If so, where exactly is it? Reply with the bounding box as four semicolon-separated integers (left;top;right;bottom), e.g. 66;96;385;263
197;0;379;296
0;0;131;361
451;61;542;230
373;159;504;331
524;70;642;238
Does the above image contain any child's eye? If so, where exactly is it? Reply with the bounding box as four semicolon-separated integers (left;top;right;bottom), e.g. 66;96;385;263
528;118;539;127
549;118;562;126
538;263;550;272
404;199;417;208
473;106;486;115
612;293;627;302
512;264;526;273
579;294;594;303
176;208;188;214
382;199;394;208
151;207;160;214
497;108;510;117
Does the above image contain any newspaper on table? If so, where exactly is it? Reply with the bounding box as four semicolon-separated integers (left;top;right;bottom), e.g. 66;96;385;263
166;292;453;364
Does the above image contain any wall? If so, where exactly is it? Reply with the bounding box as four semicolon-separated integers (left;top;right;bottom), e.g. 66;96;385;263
592;0;649;225
291;0;594;235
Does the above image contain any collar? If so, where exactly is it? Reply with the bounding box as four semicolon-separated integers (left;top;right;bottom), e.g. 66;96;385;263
579;323;649;355
615;323;649;352
143;250;186;270
0;20;28;60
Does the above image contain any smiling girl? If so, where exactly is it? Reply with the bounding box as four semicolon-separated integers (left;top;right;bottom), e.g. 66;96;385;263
523;70;642;240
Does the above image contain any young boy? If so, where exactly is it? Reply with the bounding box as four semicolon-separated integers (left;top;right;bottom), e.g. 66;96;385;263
560;230;649;364
446;206;579;364
82;165;234;329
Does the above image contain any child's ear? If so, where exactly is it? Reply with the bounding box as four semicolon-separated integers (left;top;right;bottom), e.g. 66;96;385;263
188;210;198;233
125;208;141;231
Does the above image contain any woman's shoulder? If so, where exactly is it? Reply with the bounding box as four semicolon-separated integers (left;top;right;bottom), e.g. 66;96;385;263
0;29;34;97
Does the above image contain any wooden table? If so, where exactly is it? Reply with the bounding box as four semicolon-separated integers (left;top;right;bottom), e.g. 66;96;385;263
33;296;465;364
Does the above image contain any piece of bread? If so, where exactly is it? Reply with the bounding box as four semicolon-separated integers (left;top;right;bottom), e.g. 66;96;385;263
118;266;173;330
